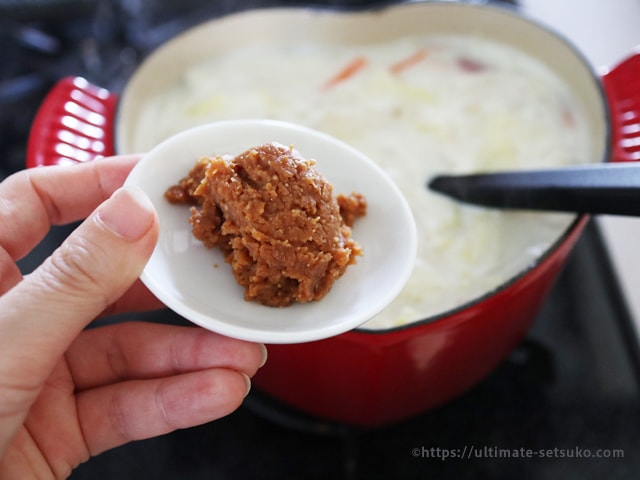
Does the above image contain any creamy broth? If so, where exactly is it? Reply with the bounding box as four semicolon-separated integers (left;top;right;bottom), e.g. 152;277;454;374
134;35;591;329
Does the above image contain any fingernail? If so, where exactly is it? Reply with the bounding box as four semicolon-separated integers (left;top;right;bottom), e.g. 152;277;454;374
242;372;252;398
97;186;156;241
259;344;268;368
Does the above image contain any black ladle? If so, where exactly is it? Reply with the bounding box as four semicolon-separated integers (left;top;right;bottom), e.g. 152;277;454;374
428;163;640;216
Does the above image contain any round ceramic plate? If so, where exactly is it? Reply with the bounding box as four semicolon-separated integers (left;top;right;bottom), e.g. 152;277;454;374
125;119;417;343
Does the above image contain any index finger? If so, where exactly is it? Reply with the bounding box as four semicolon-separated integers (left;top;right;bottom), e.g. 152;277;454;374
0;154;142;262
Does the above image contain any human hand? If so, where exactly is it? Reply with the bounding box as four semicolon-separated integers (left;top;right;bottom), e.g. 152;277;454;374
0;155;267;479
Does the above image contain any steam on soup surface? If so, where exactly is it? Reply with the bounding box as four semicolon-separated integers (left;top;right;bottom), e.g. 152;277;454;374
133;35;591;329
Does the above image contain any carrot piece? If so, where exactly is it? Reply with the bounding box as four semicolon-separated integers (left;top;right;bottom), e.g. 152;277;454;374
321;56;368;90
389;49;429;74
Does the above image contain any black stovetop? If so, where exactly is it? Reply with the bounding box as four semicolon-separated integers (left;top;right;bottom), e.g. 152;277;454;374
3;1;640;479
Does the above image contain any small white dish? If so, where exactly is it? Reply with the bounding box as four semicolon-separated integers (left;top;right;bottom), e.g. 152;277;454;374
125;119;417;344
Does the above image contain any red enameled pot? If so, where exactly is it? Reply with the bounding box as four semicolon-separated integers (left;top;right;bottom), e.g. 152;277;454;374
27;2;640;426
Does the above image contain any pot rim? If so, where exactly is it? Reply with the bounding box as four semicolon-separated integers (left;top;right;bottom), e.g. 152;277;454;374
112;1;612;333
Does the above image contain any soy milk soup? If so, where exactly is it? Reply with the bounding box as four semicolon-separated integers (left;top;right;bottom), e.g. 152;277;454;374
134;35;591;329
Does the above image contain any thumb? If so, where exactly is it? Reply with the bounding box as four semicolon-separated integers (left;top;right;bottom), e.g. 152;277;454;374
0;185;159;384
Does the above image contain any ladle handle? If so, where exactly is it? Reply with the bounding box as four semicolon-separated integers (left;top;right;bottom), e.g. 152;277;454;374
428;163;640;216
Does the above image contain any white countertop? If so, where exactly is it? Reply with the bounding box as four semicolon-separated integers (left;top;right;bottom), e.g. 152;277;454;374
520;0;640;332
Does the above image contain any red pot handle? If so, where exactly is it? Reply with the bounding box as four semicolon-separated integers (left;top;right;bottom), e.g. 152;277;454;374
25;52;640;168
26;76;118;169
602;50;640;163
